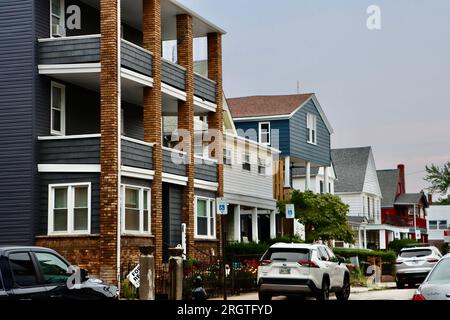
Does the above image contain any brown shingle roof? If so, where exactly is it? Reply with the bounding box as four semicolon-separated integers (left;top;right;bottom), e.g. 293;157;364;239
227;94;314;118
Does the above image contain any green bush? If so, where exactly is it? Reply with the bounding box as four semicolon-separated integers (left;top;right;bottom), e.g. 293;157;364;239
333;248;396;264
387;239;421;254
225;242;269;262
121;279;137;300
265;235;304;245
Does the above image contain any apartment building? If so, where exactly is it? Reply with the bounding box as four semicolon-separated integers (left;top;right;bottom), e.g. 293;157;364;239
0;0;225;284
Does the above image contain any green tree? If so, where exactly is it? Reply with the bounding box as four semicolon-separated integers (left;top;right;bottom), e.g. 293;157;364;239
424;162;450;195
278;191;354;244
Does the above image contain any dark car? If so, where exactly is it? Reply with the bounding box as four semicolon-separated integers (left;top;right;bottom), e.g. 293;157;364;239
0;247;118;300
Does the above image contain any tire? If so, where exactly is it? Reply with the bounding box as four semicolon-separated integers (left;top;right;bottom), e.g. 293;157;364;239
258;292;272;301
396;281;405;289
336;275;350;301
316;278;330;301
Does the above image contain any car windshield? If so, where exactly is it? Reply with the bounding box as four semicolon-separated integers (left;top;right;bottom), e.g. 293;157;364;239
399;249;432;258
427;259;450;283
262;248;310;262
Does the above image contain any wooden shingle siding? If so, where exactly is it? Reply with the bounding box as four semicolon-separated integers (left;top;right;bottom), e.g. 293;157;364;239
194;73;217;103
162;59;186;91
289;100;331;166
38;173;100;235
162;149;187;176
121;139;153;170
121;41;153;77
195;159;218;182
0;0;35;245
39;137;101;164
39;37;101;64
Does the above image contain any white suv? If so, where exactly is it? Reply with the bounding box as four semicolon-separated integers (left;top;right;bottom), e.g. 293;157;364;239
257;243;350;301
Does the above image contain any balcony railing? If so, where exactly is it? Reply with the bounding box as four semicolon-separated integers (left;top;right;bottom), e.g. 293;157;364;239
383;214;428;229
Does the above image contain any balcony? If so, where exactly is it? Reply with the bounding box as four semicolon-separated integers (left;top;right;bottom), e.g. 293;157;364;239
383;214;427;230
408;217;427;230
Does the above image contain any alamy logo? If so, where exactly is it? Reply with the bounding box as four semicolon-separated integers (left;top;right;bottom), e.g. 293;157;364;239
367;5;381;30
66;5;82;30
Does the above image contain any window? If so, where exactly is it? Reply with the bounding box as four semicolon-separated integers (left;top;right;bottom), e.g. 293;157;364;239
51;0;66;37
242;153;251;171
438;220;448;230
307;113;317;144
223;149;232;166
9;253;38;288
122;186;151;234
49;183;91;235
35;252;69;285
429;221;438;230
259;122;271;145
258;158;266;175
195;197;216;239
51;82;66;135
320;181;324;194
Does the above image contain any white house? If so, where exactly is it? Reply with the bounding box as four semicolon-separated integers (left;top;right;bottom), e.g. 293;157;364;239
292;165;336;194
428;205;450;245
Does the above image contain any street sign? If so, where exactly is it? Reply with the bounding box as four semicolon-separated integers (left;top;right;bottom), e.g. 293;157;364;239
216;198;228;215
127;264;140;288
286;204;295;219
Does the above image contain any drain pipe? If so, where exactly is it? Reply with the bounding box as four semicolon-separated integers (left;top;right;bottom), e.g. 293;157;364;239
116;0;122;294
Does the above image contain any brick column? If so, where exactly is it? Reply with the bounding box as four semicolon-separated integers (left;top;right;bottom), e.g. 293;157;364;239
177;14;195;258
99;0;119;284
207;32;224;257
143;0;163;266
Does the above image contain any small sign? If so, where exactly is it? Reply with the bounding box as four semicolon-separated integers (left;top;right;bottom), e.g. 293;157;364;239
394;231;401;240
127;265;140;288
415;229;421;240
286;204;295;219
216;198;228;215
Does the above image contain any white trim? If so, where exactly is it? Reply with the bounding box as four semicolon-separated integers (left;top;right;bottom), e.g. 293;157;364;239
194;96;217;112
223;132;281;154
194;196;217;240
39;63;101;75
258;122;271;146
48;182;91;236
233;114;290;122
121;166;155;181
50;81;66;136
194;155;218;164
306;112;317;145
38;164;101;173
162;173;188;186
50;0;66;38
162;146;187;156
121;136;155;148
162;83;187;101
40;34;101;42
38;134;101;141
121;68;154;87
121;184;152;236
194;179;219;192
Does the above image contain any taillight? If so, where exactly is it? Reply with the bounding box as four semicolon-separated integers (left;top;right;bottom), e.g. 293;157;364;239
395;260;403;265
298;261;320;268
427;258;439;263
260;260;272;266
412;291;426;301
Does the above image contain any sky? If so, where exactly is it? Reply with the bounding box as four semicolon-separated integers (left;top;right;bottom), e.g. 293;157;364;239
179;0;450;196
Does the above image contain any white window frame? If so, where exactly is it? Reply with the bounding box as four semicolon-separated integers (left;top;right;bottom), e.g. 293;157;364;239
48;182;91;236
258;122;271;146
121;185;152;236
50;0;66;38
223;148;233;166
194;196;216;240
242;152;251;171
307;113;317;145
258;157;267;175
50;82;66;136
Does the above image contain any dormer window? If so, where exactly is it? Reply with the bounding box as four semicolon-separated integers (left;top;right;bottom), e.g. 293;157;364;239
259;122;271;145
307;113;317;145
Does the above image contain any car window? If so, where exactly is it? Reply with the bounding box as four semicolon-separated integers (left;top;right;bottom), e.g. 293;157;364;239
9;252;38;287
0;271;4;290
35;252;69;285
427;259;450;282
263;248;310;262
399;249;432;258
325;247;335;259
318;247;330;261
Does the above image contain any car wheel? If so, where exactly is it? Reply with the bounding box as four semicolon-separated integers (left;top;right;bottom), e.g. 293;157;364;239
258;292;272;301
396;281;405;289
316;279;330;301
336;275;350;301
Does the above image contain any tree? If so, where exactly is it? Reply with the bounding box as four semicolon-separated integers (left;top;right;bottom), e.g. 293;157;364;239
278;191;354;244
424;162;450;195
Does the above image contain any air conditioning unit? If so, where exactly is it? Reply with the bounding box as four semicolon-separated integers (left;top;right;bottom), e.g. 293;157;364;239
52;24;66;37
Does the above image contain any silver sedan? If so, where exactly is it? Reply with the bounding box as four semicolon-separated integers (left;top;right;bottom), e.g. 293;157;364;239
413;254;450;300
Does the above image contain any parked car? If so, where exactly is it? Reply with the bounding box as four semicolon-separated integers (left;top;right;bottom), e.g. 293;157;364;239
0;246;118;300
257;243;350;301
395;245;442;289
412;253;450;300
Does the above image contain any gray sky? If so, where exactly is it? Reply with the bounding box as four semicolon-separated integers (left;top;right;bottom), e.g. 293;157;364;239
180;0;450;195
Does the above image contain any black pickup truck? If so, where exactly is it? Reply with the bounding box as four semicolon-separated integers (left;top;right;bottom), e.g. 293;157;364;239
0;247;118;300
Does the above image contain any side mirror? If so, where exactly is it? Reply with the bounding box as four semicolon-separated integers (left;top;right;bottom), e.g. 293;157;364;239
337;257;346;265
80;269;89;282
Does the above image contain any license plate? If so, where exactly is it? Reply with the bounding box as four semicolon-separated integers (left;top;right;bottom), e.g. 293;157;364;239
279;267;291;275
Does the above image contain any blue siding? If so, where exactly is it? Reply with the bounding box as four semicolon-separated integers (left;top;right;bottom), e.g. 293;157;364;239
289;100;331;166
0;0;35;246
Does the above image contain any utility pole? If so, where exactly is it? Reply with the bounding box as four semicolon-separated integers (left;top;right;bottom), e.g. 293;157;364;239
413;204;417;240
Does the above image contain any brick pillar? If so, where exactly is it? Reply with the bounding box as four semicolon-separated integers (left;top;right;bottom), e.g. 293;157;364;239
143;0;163;266
177;14;195;258
207;32;224;257
99;0;119;284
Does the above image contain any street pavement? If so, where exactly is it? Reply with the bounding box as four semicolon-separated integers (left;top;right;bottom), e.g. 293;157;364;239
212;287;416;301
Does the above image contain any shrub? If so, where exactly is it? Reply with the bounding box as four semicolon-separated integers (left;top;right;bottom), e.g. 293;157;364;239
333;248;396;264
387;239;421;254
121;278;137;300
225;242;269;262
265;235;304;245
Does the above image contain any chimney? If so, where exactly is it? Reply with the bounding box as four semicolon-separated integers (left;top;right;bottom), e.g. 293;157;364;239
398;164;406;193
428;194;433;205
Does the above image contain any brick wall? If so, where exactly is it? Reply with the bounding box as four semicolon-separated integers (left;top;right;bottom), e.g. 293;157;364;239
99;0;119;284
176;14;195;259
143;0;163;268
193;240;220;264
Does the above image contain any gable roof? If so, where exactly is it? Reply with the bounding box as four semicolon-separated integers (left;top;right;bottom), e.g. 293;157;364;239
377;169;400;207
331;147;371;193
395;193;425;206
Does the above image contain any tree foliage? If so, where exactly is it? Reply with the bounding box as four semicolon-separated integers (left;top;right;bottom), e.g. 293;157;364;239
278;191;354;244
425;162;450;195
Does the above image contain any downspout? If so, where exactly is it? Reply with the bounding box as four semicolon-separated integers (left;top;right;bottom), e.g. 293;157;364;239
116;0;122;293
